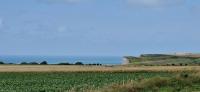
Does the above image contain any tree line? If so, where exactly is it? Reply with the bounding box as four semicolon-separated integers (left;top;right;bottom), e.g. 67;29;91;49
0;61;102;66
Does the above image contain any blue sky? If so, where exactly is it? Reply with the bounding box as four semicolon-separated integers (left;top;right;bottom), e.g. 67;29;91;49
0;0;200;56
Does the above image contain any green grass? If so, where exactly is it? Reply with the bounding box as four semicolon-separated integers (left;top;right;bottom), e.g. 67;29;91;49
0;72;173;92
99;73;200;92
127;56;200;66
132;58;196;66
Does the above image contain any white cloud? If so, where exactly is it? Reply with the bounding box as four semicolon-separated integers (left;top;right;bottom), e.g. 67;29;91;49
127;0;186;8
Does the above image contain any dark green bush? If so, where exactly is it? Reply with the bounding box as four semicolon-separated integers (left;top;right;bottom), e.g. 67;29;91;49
29;62;39;65
75;62;83;65
58;62;71;65
21;62;39;65
86;63;102;66
20;62;28;65
40;61;48;65
8;63;14;64
0;61;4;64
185;64;188;66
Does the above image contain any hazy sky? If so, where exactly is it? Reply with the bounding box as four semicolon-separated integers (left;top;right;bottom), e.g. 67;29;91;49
0;0;200;56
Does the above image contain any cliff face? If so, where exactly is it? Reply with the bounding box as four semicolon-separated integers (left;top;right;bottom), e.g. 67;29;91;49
122;57;129;65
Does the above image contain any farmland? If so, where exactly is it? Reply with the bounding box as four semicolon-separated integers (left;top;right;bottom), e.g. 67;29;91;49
0;65;199;92
0;72;173;92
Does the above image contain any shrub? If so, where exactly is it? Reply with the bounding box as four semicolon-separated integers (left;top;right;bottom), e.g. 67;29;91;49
20;62;28;65
75;62;83;65
0;61;4;64
8;63;14;64
40;61;48;65
21;62;39;65
96;63;102;66
185;64;188;66
29;62;38;65
180;73;189;78
58;62;71;65
87;63;102;66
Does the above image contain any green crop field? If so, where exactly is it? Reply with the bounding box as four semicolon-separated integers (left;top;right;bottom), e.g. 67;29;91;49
0;72;173;92
0;66;200;92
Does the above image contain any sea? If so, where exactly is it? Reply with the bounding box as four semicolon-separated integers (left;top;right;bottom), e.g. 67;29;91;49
0;55;123;65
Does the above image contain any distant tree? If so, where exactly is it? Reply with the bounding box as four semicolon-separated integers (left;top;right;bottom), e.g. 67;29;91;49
86;63;102;66
97;63;102;66
58;62;71;65
75;62;83;65
29;62;38;65
40;61;48;65
185;64;188;66
20;62;28;65
93;63;102;66
8;63;14;65
0;61;4;64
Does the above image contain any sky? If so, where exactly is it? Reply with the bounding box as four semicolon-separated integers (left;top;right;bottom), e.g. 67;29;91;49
0;0;200;56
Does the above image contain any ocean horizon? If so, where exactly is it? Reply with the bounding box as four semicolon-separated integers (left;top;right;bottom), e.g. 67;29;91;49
0;55;123;65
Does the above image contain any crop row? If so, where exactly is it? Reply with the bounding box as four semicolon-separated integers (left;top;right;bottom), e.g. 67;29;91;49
0;72;173;92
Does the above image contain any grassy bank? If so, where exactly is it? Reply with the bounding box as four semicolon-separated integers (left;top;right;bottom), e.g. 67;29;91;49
94;72;200;92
